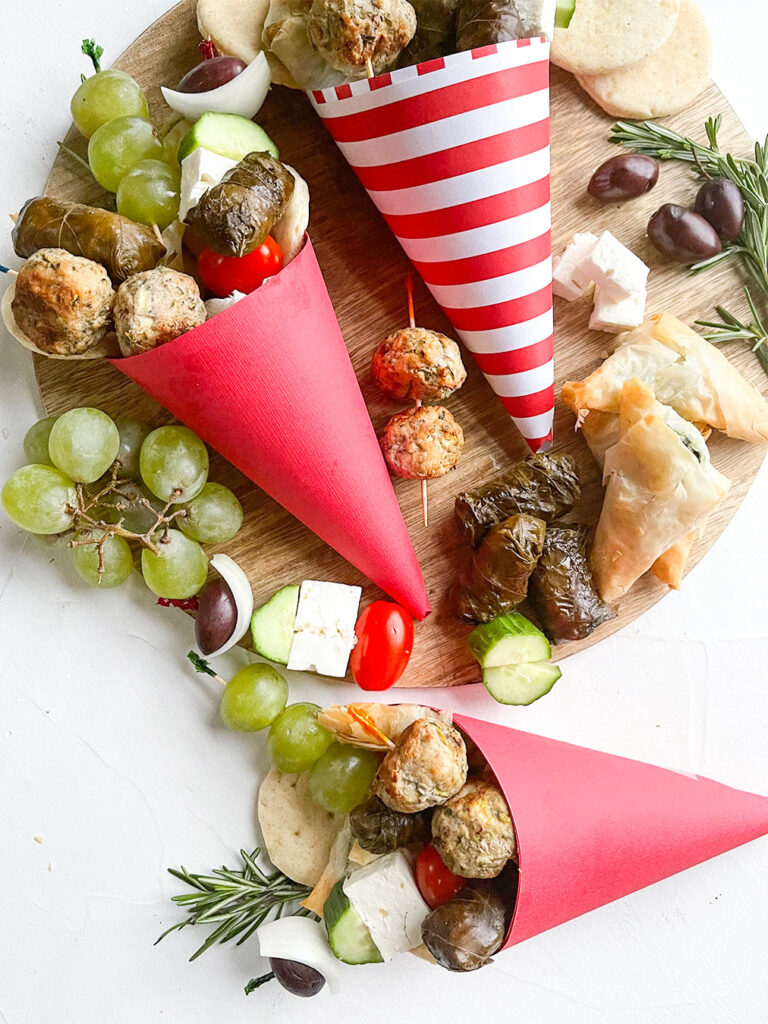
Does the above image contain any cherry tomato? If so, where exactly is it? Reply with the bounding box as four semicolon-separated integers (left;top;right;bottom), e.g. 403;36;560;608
415;845;465;909
349;600;413;690
198;237;283;298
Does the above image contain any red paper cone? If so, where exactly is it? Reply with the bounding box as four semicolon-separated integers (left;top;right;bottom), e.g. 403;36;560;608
310;40;554;452
110;240;430;619
454;715;768;948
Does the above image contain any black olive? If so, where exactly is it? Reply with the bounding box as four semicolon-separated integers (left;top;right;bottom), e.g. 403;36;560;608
647;204;722;263
588;154;659;203
194;576;237;654
694;178;745;241
269;958;326;998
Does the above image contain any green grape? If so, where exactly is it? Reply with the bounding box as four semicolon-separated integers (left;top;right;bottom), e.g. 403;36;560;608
2;464;77;535
88;116;164;193
100;481;162;533
220;663;288;732
141;529;208;599
23;416;58;466
267;703;333;774
48;408;120;484
71;532;134;588
309;743;382;814
179;483;243;544
71;69;150;139
114;418;151;479
160;118;192;166
116;160;181;231
140;425;209;504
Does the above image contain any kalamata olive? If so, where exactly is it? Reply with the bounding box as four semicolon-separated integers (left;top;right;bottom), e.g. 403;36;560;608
421;881;506;972
176;56;247;94
195;576;237;654
694;178;745;241
647;203;722;263
588;153;659;203
269;958;326;997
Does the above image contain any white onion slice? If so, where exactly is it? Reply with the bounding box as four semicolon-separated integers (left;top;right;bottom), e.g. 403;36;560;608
256;917;342;994
204;553;254;658
161;52;271;121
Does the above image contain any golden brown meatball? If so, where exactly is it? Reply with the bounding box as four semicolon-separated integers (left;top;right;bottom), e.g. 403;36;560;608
431;778;516;879
380;405;464;479
372;327;467;402
11;248;114;356
307;0;417;76
371;718;468;813
114;267;206;356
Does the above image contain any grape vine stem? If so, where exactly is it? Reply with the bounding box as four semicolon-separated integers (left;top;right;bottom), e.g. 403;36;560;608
64;460;188;578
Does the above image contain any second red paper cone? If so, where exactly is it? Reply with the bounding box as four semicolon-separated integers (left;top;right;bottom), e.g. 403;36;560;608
111;240;430;619
310;39;555;451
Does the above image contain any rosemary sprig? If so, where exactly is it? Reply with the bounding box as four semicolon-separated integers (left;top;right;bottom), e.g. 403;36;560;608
611;117;768;377
696;287;768;375
156;847;313;962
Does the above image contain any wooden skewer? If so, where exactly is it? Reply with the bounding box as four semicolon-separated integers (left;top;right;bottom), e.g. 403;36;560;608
366;56;374;79
0;265;18;277
405;274;429;528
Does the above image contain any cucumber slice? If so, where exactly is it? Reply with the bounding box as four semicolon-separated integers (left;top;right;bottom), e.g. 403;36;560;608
467;613;551;668
323;879;383;965
555;0;576;28
483;661;562;706
178;112;278;163
250;584;299;665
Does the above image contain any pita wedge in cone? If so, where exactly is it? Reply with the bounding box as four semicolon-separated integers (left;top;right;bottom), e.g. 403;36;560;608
112;239;430;619
310;40;554;452
454;715;768;948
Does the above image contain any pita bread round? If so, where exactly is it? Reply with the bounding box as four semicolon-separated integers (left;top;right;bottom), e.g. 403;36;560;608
197;0;271;63
576;0;712;120
551;0;680;76
1;281;118;360
257;768;345;886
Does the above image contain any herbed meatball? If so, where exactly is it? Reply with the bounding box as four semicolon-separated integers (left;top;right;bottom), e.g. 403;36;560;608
11;248;114;356
380;405;464;480
372;327;467;402
307;0;417;76
371;718;468;813
114;267;206;357
431;778;517;879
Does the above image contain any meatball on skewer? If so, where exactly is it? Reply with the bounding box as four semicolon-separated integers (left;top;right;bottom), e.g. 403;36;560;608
380;405;464;480
432;778;517;879
307;0;417;77
372;327;467;402
372;718;468;813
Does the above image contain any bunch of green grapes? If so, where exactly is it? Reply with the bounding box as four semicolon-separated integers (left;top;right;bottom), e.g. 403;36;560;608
70;39;183;229
212;657;381;812
2;408;244;600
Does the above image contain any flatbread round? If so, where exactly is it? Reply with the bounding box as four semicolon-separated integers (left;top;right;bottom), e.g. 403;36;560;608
197;0;270;63
551;0;680;76
576;0;712;119
1;281;118;360
257;768;345;886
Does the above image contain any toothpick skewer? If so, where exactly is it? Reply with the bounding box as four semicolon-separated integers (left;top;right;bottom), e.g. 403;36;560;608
405;274;429;528
0;265;18;277
366;56;374;78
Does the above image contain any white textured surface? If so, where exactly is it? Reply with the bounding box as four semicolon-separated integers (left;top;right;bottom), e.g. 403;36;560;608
1;1;767;1021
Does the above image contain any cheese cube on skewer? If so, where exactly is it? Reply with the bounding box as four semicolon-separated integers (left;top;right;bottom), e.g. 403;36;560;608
343;851;430;961
286;580;361;678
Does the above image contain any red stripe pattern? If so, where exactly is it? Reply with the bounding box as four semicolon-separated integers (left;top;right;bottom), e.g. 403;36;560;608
310;39;554;451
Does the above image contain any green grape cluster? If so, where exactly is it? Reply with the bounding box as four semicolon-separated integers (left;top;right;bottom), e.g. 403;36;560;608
212;659;382;814
70;39;180;227
2;409;244;600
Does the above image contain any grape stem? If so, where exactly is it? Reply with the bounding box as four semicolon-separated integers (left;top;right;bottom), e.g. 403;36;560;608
65;461;188;579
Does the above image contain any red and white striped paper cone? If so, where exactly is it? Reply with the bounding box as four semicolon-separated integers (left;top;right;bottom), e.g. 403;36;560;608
310;39;554;452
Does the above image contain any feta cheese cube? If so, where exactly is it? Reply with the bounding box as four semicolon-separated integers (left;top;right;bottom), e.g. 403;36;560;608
581;230;649;302
589;286;646;334
286;580;361;677
178;147;238;221
553;232;598;300
343;851;430;961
